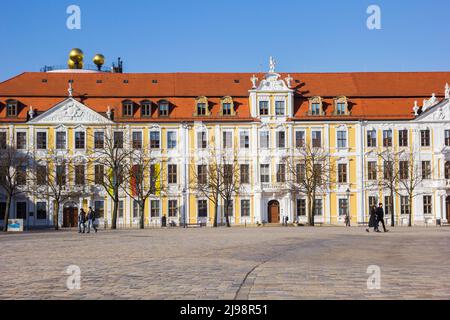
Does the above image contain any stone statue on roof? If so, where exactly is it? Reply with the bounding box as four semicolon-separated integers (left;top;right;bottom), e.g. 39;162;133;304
269;56;276;73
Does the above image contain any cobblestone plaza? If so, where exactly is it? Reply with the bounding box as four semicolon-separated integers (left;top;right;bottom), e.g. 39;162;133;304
1;227;450;300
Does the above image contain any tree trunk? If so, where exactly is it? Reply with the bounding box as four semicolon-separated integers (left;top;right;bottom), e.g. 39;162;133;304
2;196;11;232
213;199;218;228
408;195;413;227
54;202;60;231
311;191;316;227
390;190;395;227
225;199;231;228
111;191;119;230
139;201;145;229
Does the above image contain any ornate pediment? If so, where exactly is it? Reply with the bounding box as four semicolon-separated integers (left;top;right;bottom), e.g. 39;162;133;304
415;99;450;122
29;98;113;125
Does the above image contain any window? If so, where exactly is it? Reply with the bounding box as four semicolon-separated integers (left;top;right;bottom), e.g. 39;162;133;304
276;164;286;183
224;200;233;217
151;200;160;217
240;131;250;149
94;132;104;149
241;200;250;217
132;132;142;149
16;202;26;219
445;161;450;179
118;200;124;219
167;131;177;149
168;200;178;217
16;132;26;150
197;132;207;149
0;132;6;149
223;165;233;185
240;164;250;184
313;164;322;184
423;196;432;215
339;199;348;216
295;131;305;148
141;101;152;117
123;101;134;117
399;161;409;180
336;102;346;115
422;161;431;179
36;165;47;186
275;101;285;116
260;131;269;149
36;132;47;150
384;196;392;217
6;100;18;117
296;199;306;217
36;202;47;220
314;199;323;216
296;163;306;183
150;165;159;192
56;131;66;150
368;196;378;211
399;130;408;147
276;131;286;149
338;164;347;183
74;131;85;149
159;101;169;117
367;130;377;147
114;132;124;149
75;165;85;185
222;103;232;116
401;196;410;215
168;164;177;184
312;131;321;148
197;103;207;116
445;130;450;147
150;131;160;149
260;164;270;183
133;200;140;218
223;131;232;149
421;130;430;147
0;202;5;220
198;165;207;184
94;164;104;185
311;103;321;116
56;164;66;185
384;161;393;180
94;201;104;219
198;200;208;218
383;130;392;147
337;131;347;148
16;166;27;186
367;162;377;180
259;101;269;116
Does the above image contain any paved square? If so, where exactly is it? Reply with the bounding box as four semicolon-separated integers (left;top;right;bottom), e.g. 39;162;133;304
1;226;450;300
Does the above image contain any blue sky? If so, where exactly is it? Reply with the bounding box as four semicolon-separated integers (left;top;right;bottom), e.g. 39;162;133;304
1;0;450;81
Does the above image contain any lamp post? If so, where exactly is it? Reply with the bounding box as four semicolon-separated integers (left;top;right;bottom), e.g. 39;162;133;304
346;188;351;227
182;188;187;228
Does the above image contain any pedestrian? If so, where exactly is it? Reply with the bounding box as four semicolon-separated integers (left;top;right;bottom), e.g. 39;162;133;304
366;205;378;233
376;203;389;233
87;207;98;233
78;209;86;234
345;214;351;227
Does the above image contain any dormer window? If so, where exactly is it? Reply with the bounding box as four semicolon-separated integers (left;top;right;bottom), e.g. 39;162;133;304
220;96;235;116
159;100;169;117
334;96;349;115
6;100;18;117
195;97;209;116
141;100;152;117
122;100;134;117
309;97;323;116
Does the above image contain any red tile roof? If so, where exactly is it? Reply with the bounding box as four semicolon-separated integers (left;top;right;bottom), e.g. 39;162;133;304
0;71;449;122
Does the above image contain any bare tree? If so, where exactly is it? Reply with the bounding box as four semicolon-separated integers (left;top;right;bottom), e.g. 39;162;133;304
122;148;165;229
88;126;133;229
397;153;425;227
29;154;83;230
0;146;30;231
284;144;331;226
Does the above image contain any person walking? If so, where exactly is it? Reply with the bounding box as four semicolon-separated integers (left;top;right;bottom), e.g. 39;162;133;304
78;209;86;234
376;203;389;233
366;205;378;233
87;207;98;233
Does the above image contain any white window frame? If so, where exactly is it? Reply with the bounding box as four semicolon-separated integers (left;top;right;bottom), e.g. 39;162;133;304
149;129;161;150
73;126;86;151
222;130;234;150
35;129;48;150
167;130;178;150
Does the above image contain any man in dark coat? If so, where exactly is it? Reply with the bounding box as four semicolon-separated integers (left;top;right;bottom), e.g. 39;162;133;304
376;203;388;233
366;205;378;233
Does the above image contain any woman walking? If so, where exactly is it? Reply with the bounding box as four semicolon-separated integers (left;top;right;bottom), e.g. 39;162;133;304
366;205;378;233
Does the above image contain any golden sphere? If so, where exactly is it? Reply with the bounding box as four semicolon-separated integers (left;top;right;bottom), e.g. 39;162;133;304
93;54;105;66
68;59;76;69
69;48;84;63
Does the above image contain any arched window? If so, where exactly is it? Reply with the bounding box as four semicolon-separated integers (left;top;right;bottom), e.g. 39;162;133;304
309;96;323;116
122;100;134;117
334;96;349;115
195;96;209;116
220;96;235;116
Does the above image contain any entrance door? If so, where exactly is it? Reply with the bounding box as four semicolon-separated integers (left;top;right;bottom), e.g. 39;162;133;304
268;200;280;224
446;196;450;221
63;206;78;228
16;202;27;220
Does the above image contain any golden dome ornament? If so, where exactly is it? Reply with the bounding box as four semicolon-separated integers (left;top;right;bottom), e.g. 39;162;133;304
68;59;76;69
69;48;84;69
93;54;105;71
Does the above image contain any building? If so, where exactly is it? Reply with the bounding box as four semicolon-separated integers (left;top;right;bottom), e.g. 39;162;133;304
1;58;450;228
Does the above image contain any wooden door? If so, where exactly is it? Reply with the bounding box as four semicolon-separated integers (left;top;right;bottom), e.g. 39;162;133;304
63;207;78;228
446;196;450;221
268;201;280;223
